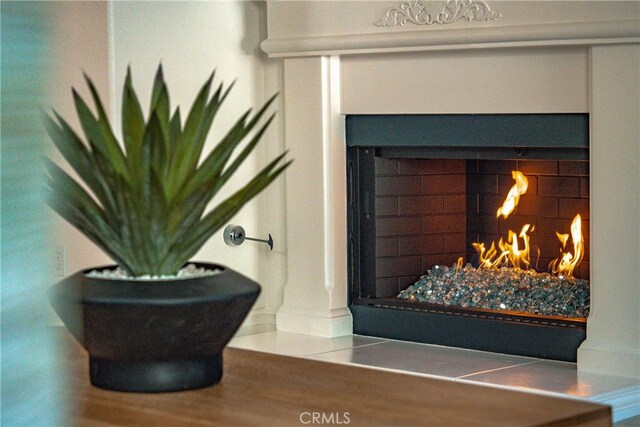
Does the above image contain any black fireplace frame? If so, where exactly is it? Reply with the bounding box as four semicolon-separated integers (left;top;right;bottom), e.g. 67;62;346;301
346;114;589;362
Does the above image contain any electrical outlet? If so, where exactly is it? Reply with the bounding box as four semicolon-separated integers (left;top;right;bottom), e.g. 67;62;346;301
55;244;65;277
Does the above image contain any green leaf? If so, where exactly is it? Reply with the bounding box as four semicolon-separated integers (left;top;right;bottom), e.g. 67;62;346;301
45;160;116;236
162;153;291;272
165;108;249;219
150;64;169;121
176;94;278;206
44;112;118;222
145;112;167;197
83;71;123;164
118;177;154;275
47;190;132;274
91;149;144;272
149;169;170;273
72;88;128;180
122;66;145;168
208;113;276;197
167;107;181;170
149;65;171;177
166;71;215;199
167;114;277;242
45;161;135;272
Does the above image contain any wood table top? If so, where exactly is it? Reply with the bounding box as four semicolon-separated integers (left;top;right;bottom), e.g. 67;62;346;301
61;334;611;427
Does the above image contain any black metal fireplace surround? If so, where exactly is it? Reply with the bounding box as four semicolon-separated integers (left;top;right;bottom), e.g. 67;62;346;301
347;114;589;362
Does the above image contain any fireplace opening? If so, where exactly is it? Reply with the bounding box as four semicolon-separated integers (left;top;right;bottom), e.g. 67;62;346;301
347;114;590;361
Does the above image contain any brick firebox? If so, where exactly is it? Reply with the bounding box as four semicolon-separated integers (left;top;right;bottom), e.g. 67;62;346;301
374;157;590;298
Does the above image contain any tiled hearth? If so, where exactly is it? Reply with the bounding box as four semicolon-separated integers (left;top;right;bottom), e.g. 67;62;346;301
230;331;640;423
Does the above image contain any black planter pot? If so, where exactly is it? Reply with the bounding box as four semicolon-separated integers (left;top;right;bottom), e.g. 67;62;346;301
50;262;260;393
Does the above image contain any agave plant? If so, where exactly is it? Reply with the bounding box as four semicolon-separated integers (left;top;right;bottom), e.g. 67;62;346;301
45;65;291;277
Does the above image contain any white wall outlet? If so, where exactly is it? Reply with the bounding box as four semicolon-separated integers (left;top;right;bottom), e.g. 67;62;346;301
55;244;65;277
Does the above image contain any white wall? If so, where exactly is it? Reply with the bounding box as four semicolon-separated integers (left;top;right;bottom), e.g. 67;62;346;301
110;1;286;333
50;1;112;276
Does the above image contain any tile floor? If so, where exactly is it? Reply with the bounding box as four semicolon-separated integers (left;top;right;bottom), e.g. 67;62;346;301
229;331;640;425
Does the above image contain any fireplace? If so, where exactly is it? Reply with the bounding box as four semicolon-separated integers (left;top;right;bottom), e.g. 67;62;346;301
347;114;589;361
265;1;640;379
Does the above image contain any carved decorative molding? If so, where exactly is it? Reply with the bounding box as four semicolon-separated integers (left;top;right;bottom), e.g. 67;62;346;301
375;0;501;27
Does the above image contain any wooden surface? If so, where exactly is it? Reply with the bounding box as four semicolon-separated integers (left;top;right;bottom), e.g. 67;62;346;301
61;333;611;427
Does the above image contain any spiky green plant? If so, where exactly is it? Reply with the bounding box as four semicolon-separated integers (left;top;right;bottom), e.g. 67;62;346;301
45;65;291;277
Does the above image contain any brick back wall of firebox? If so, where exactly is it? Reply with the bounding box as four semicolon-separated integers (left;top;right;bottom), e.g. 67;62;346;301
375;158;468;297
467;159;590;281
374;157;590;299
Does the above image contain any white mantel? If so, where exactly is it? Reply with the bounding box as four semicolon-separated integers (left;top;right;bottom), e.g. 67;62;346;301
264;1;640;379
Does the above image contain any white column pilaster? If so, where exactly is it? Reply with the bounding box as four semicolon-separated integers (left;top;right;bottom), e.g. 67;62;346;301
276;56;351;337
577;44;640;379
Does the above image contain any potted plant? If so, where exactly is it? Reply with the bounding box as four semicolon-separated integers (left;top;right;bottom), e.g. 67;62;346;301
46;65;291;392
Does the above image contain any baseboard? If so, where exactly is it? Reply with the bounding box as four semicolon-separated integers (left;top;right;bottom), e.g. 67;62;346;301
578;341;640;379
276;305;353;337
236;311;277;337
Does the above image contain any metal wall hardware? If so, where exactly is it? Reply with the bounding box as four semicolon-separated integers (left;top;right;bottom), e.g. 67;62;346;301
223;224;273;251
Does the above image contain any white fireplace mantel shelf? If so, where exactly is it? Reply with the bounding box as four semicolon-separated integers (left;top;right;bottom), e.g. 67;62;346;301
262;19;640;57
265;0;640;383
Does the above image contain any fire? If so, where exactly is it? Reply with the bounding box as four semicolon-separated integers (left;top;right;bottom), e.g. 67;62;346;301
506;224;533;270
468;170;585;278
549;214;584;277
473;224;533;270
496;171;528;219
473;170;532;270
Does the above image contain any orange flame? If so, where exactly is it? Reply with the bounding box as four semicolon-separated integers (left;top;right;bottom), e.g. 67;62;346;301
473;224;533;270
496;171;528;219
505;224;533;270
466;171;585;279
549;214;584;277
